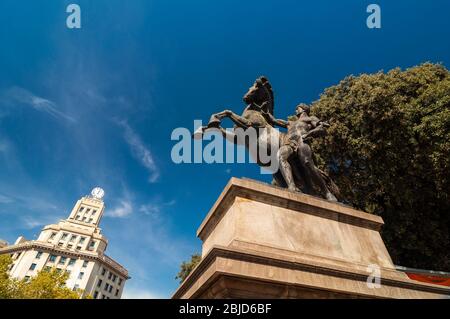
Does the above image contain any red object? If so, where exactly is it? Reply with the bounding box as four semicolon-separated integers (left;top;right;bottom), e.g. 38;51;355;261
406;272;450;287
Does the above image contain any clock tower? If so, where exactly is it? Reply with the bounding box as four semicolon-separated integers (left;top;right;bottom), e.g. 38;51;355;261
67;187;106;227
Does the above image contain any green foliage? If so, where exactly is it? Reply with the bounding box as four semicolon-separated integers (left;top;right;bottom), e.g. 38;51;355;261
176;253;201;283
19;268;81;299
0;254;87;299
307;63;450;270
0;255;12;298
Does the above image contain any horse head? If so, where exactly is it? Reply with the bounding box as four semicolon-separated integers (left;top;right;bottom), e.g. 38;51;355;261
243;76;274;115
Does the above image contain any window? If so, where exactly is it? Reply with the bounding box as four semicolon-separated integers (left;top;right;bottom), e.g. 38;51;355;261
29;263;37;271
35;251;43;259
93;291;99;299
69;235;77;242
92;210;97;215
58;242;63;247
76;215;81;220
88;218;93;223
68;258;76;266
97;279;103;288
102;295;106;299
108;272;112;280
56;268;62;273
118;278;123;286
61;233;68;240
67;244;73;249
78;272;84;279
73;284;79;291
24;276;30;282
44;266;51;272
104;283;109;291
59;257;67;265
49;232;56;240
79;237;86;244
112;274;117;282
108;285;112;293
79;207;84;212
76;246;82;250
101;268;106;276
82;260;89;268
82;217;86;221
49;255;57;263
115;289;119;297
86;209;91;214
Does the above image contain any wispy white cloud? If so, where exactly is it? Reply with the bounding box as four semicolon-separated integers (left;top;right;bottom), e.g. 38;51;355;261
122;287;164;299
0;194;13;204
0;137;15;161
116;120;159;183
1;87;76;123
0;141;9;154
106;199;133;218
139;203;159;216
21;216;47;229
106;194;175;221
0;189;59;213
0;185;63;233
21;214;62;230
19;195;59;212
0;137;23;173
139;199;175;217
106;194;193;267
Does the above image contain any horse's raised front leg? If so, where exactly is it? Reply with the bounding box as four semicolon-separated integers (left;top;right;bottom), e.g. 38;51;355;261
193;109;250;142
193;125;244;146
208;110;251;129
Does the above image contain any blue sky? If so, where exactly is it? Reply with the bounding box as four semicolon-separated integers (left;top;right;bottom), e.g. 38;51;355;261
0;0;449;298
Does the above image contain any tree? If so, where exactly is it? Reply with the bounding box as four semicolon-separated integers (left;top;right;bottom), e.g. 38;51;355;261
19;268;82;299
0;254;87;299
0;255;12;298
176;253;201;283
307;63;450;271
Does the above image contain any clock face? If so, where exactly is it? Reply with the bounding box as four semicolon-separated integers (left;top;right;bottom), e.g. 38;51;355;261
91;187;105;199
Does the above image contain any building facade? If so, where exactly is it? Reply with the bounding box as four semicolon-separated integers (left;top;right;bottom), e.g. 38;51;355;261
0;188;129;299
0;239;8;249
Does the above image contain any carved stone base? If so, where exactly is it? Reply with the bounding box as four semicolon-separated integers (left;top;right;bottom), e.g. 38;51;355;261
172;178;450;299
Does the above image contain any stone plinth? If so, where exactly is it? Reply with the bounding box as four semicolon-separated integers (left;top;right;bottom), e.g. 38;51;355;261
173;178;450;299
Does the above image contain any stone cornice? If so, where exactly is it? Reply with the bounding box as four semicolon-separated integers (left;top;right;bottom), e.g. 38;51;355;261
80;196;104;206
172;245;450;299
42;222;108;245
0;241;129;279
197;178;384;241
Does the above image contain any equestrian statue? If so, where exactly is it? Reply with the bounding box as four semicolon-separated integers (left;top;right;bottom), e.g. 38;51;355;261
193;76;340;202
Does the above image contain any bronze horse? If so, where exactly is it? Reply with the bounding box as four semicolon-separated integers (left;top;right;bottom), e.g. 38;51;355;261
194;76;340;201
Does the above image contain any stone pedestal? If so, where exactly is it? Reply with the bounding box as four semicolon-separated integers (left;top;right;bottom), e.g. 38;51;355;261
173;178;450;299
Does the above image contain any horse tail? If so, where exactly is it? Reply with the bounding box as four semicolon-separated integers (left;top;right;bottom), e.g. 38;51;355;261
318;168;341;200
